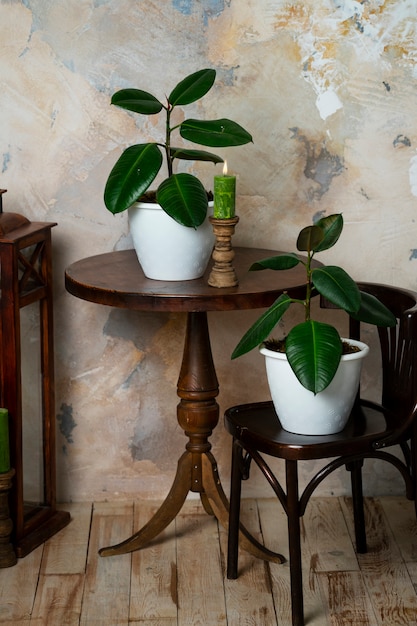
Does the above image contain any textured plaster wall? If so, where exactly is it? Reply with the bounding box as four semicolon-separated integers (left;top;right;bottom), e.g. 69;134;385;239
2;0;417;502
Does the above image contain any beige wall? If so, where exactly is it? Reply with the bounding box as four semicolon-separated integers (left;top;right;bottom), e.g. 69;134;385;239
2;1;417;502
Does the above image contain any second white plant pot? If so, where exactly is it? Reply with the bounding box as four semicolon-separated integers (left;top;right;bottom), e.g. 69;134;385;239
260;338;370;435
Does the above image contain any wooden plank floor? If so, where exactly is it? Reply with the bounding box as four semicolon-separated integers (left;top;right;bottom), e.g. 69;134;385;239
1;497;417;625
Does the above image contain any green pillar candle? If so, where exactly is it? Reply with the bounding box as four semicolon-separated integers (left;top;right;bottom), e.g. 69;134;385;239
0;409;10;473
214;162;236;219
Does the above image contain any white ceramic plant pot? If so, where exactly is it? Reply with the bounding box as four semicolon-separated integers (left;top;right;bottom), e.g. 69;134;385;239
128;201;215;281
260;338;370;435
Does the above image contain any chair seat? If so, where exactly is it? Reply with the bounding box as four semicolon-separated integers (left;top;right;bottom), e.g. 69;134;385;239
224;400;393;461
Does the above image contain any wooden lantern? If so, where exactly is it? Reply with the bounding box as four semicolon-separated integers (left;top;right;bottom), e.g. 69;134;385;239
0;190;70;558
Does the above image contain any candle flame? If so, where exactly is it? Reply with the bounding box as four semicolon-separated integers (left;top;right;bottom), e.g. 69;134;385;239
223;160;228;176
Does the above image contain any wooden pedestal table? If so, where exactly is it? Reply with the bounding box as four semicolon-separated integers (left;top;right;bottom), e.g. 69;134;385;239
65;247;317;560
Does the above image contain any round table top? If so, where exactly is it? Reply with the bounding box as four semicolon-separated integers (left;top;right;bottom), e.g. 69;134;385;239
65;247;314;313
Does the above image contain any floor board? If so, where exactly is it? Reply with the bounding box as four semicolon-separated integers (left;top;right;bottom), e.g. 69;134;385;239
0;497;416;625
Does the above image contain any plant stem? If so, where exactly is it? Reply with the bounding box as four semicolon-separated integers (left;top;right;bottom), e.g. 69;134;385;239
165;103;173;177
305;250;313;322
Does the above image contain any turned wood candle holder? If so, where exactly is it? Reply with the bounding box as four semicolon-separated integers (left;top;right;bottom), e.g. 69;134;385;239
0;469;17;567
208;216;239;288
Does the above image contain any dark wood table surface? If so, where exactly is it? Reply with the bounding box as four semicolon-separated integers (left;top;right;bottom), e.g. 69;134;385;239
65;247;311;312
65;247;313;560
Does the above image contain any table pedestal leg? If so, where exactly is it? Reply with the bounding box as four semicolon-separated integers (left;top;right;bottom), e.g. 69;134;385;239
99;452;191;556
99;312;284;563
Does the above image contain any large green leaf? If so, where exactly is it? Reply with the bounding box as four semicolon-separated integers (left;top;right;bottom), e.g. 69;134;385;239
111;89;163;115
349;291;397;327
169;69;216;106
250;253;300;272
286;321;342;393
296;225;324;252
231;294;292;359
104;144;163;214
314;213;343;252
180;119;253;147
170;147;223;164
312;266;361;313
156;173;207;228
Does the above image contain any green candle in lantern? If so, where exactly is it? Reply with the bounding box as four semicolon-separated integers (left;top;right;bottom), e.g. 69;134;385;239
214;161;236;219
0;408;10;473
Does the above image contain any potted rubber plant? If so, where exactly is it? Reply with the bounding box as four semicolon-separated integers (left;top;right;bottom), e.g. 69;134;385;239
104;68;252;281
231;213;396;435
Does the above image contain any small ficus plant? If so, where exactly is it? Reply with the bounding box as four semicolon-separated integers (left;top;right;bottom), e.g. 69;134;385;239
232;213;396;394
104;68;252;228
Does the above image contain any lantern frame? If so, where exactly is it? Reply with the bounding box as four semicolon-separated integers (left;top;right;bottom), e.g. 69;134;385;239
0;191;70;557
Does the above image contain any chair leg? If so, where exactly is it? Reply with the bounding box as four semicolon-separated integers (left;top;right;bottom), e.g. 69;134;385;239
227;439;243;579
286;460;304;626
347;460;367;553
410;427;417;519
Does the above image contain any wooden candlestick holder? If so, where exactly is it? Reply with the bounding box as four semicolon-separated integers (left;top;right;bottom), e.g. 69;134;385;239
0;469;17;567
208;216;239;288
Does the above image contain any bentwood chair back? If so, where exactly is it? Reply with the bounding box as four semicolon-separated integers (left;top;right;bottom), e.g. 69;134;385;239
225;283;417;626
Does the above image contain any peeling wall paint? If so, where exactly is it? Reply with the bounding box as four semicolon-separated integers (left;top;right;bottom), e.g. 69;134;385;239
290;128;345;199
56;403;77;447
2;0;417;502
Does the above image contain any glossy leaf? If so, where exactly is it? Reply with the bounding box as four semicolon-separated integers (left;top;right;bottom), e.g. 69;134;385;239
170;147;223;164
111;89;163;115
250;253;300;272
286;321;342;394
231;210;396;395
180;119;253;147
349;291;397;327
156;173;207;228
231;294;292;359
104;144;162;214
297;225;323;252
312;266;361;313
169;68;216;106
105;69;253;226
314;213;343;252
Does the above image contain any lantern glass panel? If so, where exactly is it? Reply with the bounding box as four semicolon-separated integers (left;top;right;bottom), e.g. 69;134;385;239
20;301;44;511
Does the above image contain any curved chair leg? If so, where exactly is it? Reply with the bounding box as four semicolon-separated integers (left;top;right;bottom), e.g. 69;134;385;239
202;452;284;563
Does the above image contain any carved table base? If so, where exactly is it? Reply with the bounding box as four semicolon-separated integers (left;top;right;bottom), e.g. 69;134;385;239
99;312;284;564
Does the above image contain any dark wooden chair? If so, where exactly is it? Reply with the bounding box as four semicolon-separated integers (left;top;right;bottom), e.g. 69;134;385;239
225;283;417;626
